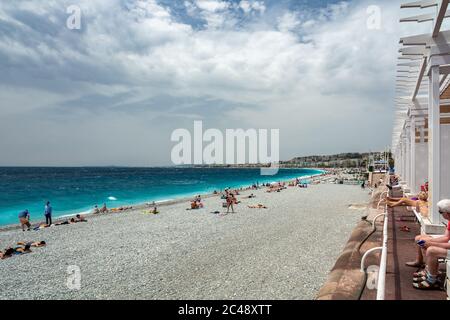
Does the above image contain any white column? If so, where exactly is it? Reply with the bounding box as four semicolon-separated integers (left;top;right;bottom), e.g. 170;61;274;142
405;122;411;187
399;140;404;179
429;65;441;225
402;134;407;181
410;116;417;193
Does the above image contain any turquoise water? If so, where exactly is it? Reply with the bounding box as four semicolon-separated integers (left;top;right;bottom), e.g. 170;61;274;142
0;167;323;226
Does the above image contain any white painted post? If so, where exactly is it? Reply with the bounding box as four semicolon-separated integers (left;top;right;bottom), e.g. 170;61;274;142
403;133;407;182
405;122;411;187
399;140;404;179
429;65;441;225
411;116;417;193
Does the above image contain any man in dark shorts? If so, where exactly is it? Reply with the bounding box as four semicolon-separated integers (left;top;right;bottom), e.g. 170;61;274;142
44;201;52;225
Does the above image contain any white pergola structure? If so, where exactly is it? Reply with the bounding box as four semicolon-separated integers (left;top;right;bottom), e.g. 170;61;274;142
393;0;450;233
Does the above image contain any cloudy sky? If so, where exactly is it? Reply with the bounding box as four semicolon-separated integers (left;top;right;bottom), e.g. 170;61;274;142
0;0;437;166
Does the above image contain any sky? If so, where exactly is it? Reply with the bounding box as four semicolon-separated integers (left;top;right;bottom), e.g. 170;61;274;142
0;0;439;166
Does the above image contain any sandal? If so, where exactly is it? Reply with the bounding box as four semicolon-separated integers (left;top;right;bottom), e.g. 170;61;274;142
413;279;441;290
413;275;427;283
400;226;410;232
413;270;427;278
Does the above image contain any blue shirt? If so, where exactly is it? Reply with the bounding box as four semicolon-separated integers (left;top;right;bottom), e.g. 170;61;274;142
44;205;52;215
18;210;29;218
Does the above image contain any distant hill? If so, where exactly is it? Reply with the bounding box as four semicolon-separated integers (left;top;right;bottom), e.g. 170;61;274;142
190;152;372;169
281;153;370;169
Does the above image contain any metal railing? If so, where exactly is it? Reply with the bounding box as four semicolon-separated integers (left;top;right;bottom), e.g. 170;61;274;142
360;208;389;300
361;172;390;300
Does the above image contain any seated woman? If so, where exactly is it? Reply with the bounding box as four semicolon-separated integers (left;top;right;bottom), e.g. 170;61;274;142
190;201;199;210
387;192;429;216
100;203;108;213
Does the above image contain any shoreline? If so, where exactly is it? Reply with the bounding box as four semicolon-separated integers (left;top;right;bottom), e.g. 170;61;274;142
0;171;328;232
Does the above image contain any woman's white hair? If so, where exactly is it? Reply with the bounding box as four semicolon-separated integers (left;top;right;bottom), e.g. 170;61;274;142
437;199;450;213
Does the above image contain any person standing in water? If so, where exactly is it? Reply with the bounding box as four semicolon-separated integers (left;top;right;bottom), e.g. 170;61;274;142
44;201;52;225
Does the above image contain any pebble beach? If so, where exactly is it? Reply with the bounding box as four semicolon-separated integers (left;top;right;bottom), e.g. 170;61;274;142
0;182;369;300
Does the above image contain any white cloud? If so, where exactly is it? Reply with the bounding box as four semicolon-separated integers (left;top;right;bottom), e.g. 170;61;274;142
277;12;300;32
195;0;229;12
239;1;265;14
0;0;425;165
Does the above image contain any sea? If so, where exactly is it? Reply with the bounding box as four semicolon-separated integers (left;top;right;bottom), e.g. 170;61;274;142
0;167;323;226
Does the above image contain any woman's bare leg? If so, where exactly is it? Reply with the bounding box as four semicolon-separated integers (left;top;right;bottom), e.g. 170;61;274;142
387;199;416;207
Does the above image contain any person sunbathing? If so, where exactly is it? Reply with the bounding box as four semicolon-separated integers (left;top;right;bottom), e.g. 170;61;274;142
17;241;46;248
33;223;50;230
387;192;428;209
75;214;87;222
55;217;85;226
12;243;32;254
111;206;133;212
248;204;267;209
1;248;15;259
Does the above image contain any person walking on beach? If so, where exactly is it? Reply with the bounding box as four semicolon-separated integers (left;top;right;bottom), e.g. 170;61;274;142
226;193;235;214
44;201;52;225
18;210;31;231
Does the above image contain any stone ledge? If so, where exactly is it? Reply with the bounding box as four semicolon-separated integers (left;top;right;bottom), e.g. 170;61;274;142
316;208;384;300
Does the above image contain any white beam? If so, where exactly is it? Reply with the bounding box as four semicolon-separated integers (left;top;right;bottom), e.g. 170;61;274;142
401;0;438;8
397;61;422;67
413;57;428;100
410;116;417;193
433;0;450;37
399;46;428;55
400;12;435;23
400;30;450;46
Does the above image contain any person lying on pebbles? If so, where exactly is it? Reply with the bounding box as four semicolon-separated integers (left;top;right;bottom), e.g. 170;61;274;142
248;204;268;209
17;241;46;248
55;215;87;226
110;206;133;212
1;240;47;259
0;248;15;259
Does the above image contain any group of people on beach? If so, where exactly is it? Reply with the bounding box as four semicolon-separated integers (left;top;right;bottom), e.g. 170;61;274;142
92;203;109;214
202;179;310;215
19;201;54;231
0;241;46;260
383;174;450;290
17;201;88;232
